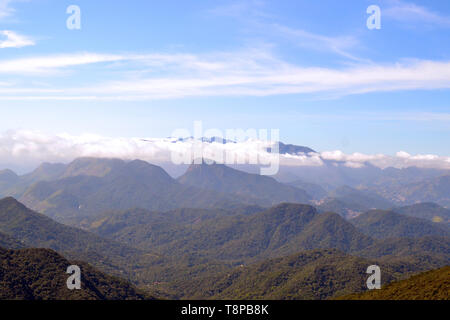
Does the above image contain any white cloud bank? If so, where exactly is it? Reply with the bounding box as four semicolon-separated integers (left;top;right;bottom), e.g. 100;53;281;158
0;130;449;173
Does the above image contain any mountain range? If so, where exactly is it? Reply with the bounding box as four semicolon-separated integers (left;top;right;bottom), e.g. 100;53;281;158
1;195;449;300
366;174;450;208
18;159;263;223
88;203;375;263
178;161;311;205
0;158;314;224
0;155;449;300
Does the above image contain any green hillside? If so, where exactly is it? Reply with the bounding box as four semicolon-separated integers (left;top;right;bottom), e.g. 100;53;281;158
0;231;25;249
0;247;151;300
166;249;448;300
395;202;450;224
89;203;374;262
178;162;311;205
328;186;393;210
171;249;383;300
0;197;158;283
371;175;450;208
340;266;450;300
351;210;450;239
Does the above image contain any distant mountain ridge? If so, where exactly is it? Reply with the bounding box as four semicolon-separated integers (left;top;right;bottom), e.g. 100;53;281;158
178;162;311;206
170;137;316;155
368;174;450;208
316;186;394;219
88;203;374;262
394;202;450;224
287;179;327;200
1;154;449;211
269;142;316;155
17;158;264;222
351;210;450;239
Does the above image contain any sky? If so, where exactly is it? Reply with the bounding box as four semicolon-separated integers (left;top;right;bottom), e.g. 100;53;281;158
0;0;449;172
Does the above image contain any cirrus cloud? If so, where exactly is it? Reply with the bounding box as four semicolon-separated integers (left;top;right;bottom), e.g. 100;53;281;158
384;0;450;27
0;50;450;100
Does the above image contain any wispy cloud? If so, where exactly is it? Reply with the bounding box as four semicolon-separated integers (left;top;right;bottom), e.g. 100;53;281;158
288;112;450;123
0;52;126;74
1;50;450;100
0;0;14;20
0;30;34;48
209;0;270;20
384;0;450;27
271;24;367;63
209;1;365;62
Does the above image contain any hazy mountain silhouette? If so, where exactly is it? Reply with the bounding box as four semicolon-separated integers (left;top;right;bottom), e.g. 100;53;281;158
18;158;258;222
178;162;311;205
351;210;450;239
0;231;24;249
394;202;450;224
287;179;327;200
369;174;450;207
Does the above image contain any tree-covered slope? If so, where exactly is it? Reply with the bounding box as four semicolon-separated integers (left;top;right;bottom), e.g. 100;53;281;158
0;197;157;282
0;231;24;249
167;248;448;300
0;247;152;300
351;210;450;239
339;266;450;300
178;162;311;205
89;203;374;262
394;202;450;225
354;236;450;260
172;249;381;300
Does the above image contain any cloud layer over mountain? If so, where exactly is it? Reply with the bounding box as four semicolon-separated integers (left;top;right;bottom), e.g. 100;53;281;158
1;130;449;173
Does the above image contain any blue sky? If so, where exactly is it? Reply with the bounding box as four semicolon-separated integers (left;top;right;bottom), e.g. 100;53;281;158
0;0;450;156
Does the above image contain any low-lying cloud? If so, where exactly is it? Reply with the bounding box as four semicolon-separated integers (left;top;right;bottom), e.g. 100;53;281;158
0;130;449;174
